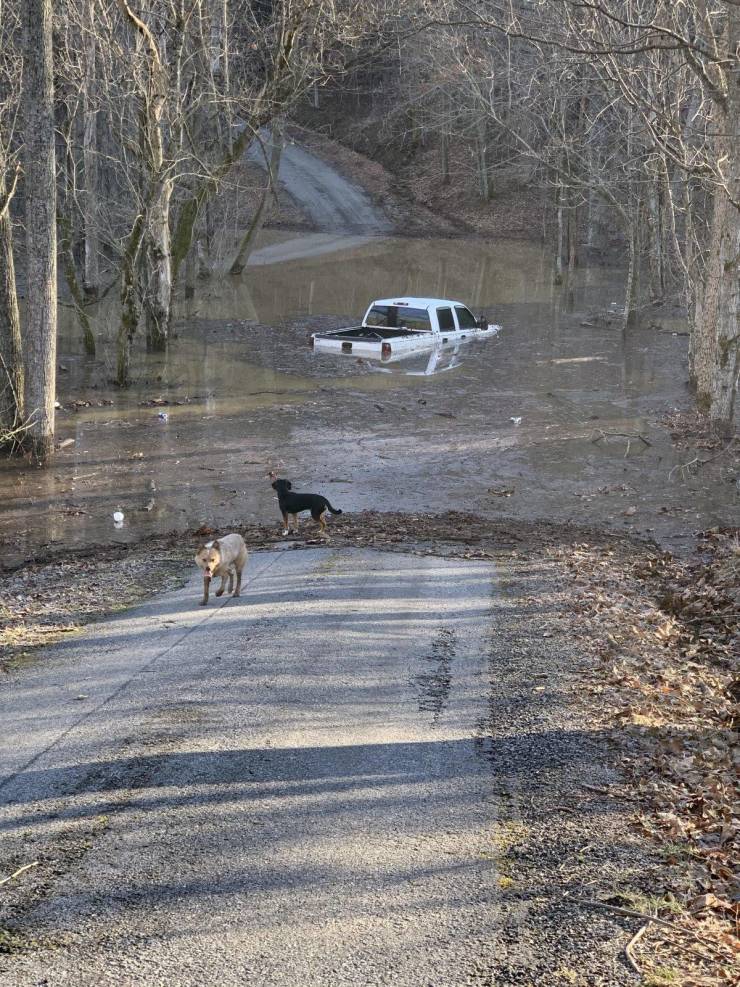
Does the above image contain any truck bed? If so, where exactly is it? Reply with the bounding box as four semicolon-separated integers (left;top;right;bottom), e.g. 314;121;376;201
313;326;426;341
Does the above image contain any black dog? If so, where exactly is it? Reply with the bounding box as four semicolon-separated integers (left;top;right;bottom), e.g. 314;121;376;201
270;472;343;536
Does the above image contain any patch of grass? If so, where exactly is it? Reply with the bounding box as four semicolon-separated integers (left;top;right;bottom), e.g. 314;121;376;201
0;650;40;673
660;841;700;862
0;927;33;955
643;967;680;986
497;875;515;890
490;820;529;852
554;967;580;984
620;889;684;917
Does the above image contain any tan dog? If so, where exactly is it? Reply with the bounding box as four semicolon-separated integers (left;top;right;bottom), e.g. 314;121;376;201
194;533;248;606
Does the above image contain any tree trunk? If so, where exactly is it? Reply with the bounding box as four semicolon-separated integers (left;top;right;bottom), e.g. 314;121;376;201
646;184;665;302
695;186;727;409
144;177;173;350
709;200;739;432
183;240;196;300
59;213;96;355
440;129;449;186
554;180;564;284
117;0;171;352
229;125;283;275
0;165;23;441
58;107;96;357
567;195;577;276
683;177;700;386
476;115;490;201
22;0;57;463
116;214;145;386
708;5;740;433
82;3;99;295
623;211;639;329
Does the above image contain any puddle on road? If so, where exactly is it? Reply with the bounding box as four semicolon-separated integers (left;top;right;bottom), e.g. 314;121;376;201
1;233;735;561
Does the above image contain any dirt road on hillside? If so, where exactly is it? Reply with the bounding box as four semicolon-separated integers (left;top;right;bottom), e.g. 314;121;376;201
246;132;391;266
248;134;391;233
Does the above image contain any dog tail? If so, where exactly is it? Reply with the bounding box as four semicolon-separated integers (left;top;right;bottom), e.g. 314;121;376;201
325;501;343;515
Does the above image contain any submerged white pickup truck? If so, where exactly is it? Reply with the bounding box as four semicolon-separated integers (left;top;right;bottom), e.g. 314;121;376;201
310;296;500;361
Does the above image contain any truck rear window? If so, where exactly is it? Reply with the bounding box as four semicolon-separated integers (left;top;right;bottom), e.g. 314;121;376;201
365;306;432;330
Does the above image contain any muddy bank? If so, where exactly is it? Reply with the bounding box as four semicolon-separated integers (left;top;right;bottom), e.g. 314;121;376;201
0;509;637;668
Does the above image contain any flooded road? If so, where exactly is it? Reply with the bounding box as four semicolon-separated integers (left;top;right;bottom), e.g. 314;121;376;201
1;232;736;562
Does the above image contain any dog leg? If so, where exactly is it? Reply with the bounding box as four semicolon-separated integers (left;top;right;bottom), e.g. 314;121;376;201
290;513;299;534
200;574;211;606
282;511;289;537
233;566;242;597
215;572;227;597
318;511;328;537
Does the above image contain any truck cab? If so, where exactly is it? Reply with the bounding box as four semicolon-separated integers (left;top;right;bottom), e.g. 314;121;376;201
362;298;483;336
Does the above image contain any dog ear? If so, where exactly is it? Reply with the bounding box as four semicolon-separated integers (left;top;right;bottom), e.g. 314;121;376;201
195;544;205;553
212;539;220;550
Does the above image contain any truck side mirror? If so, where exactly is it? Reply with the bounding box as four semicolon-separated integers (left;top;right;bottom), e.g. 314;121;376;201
478;317;488;330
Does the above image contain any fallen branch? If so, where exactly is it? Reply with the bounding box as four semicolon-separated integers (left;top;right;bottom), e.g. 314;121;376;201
590;430;652;447
0;860;39;887
624;922;647;974
579;783;636;800
668;441;736;480
668;456;699;480
582;898;690;932
580;899;729;955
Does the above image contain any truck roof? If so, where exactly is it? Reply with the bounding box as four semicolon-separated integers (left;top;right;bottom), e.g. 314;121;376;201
370;297;470;310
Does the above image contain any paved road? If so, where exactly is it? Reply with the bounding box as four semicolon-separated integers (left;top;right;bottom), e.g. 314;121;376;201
1;549;502;986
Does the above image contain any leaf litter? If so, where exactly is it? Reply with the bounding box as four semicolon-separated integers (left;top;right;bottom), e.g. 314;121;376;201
553;526;738;984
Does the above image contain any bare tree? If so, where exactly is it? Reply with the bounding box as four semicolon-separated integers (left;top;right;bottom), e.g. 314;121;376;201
0;161;23;445
22;0;57;462
0;1;23;446
228;122;284;275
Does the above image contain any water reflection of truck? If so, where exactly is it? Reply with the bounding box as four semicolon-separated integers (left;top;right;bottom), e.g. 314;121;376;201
309;297;500;360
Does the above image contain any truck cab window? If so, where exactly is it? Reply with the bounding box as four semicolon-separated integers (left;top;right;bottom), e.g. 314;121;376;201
398;308;432;331
454;306;478;329
437;307;455;331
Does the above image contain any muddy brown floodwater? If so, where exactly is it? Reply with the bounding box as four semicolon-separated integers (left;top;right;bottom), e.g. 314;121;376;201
1;232;737;565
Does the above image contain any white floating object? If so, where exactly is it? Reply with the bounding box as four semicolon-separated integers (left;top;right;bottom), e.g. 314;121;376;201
510;417;522;425
112;510;124;524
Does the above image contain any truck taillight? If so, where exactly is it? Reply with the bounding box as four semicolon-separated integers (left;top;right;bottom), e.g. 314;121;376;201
381;342;392;360
308;334;314;348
